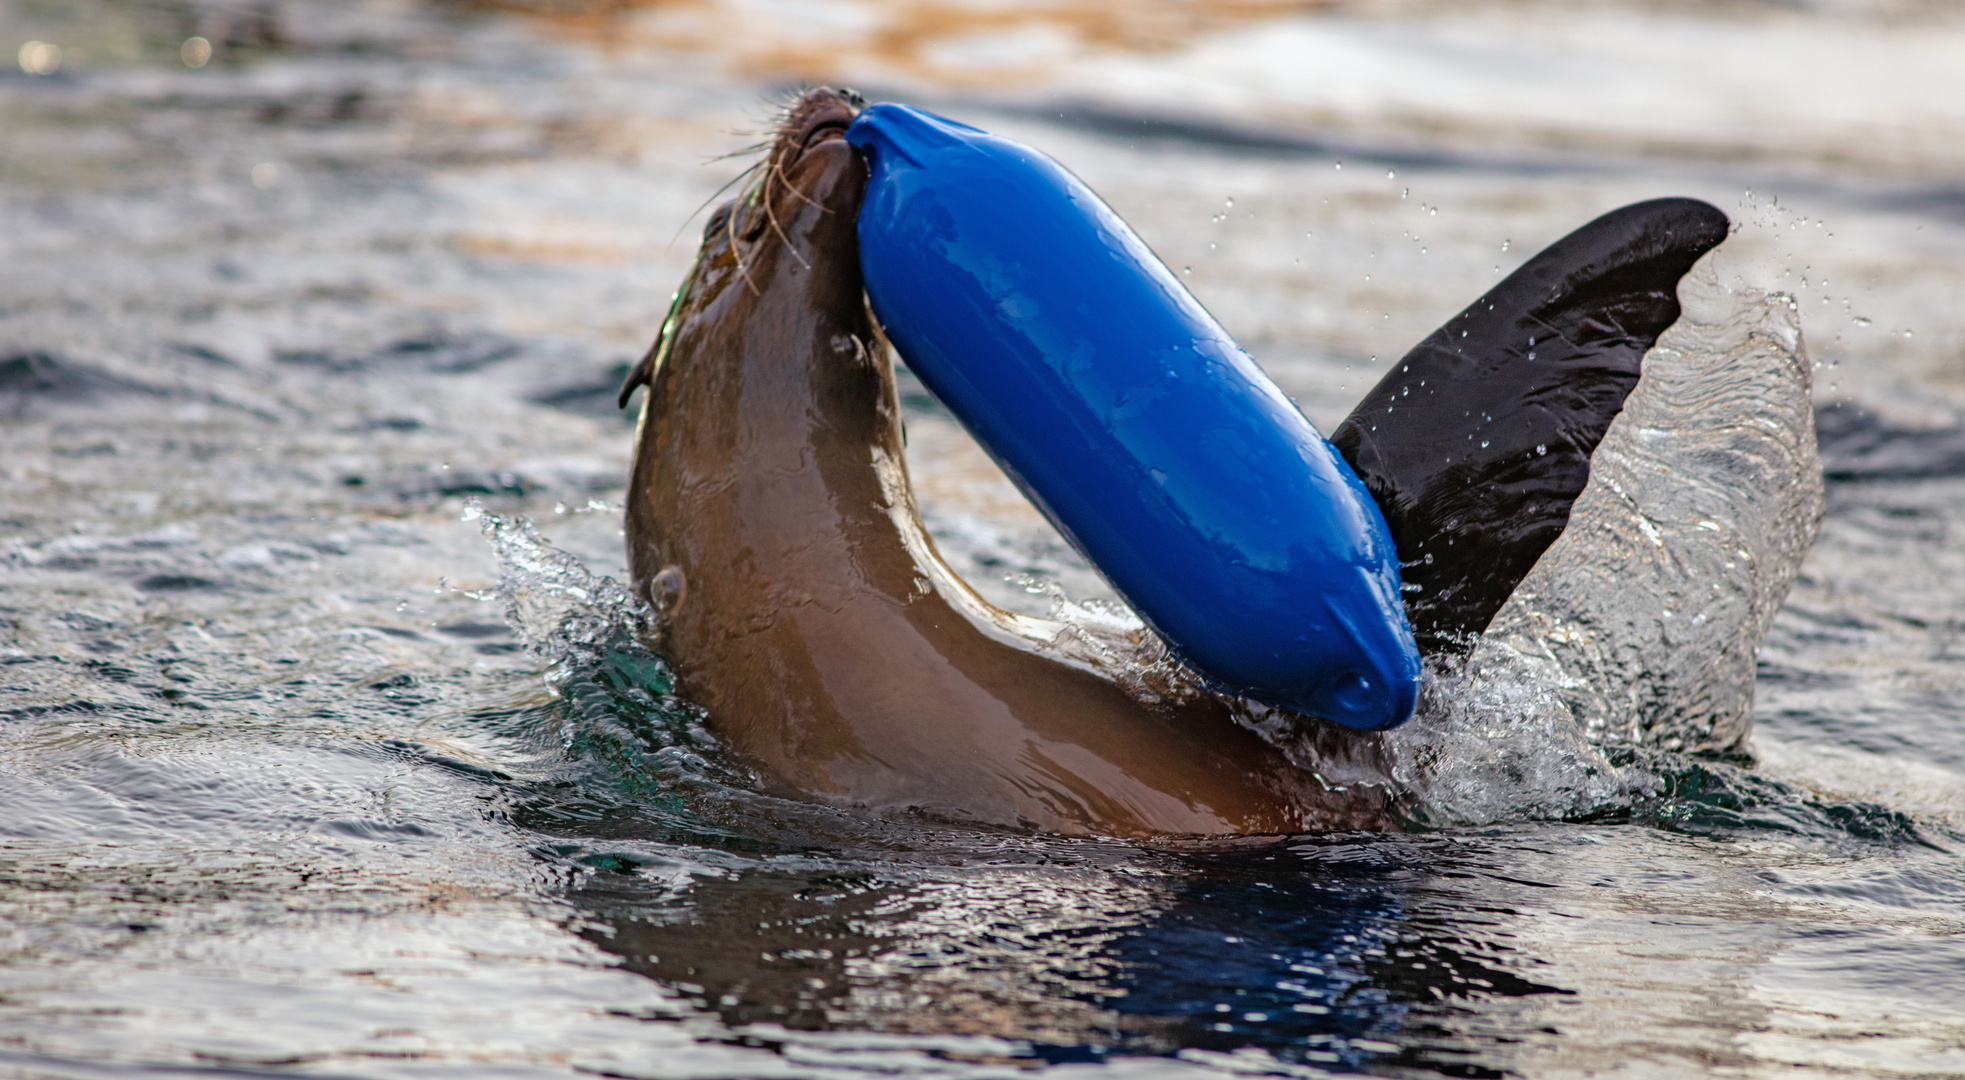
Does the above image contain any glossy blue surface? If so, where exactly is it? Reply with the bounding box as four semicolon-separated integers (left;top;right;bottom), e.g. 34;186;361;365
846;103;1420;731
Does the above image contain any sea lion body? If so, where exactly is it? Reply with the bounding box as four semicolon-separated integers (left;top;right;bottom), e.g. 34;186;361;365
623;91;1386;837
621;90;1801;837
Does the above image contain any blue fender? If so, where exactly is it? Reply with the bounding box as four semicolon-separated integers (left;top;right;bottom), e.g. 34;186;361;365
846;103;1420;731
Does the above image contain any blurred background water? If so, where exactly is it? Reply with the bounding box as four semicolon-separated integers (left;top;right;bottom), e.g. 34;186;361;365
1;1;1963;1076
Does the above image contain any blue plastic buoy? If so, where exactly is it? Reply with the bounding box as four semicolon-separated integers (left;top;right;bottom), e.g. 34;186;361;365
846;103;1420;731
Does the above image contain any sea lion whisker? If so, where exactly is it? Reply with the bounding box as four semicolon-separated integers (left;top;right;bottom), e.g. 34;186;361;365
669;161;768;250
727;202;764;297
708;140;773;164
774;160;833;216
753;161;814;273
761;202;813;272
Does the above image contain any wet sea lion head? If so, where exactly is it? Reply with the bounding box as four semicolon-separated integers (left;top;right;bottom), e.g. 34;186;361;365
699;87;866;297
624;86;872;418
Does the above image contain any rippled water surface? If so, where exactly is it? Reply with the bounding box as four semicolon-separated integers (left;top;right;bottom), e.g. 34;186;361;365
3;2;1964;1076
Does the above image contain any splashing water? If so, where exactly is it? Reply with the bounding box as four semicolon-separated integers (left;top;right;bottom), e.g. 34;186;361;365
1374;262;1818;826
467;502;757;824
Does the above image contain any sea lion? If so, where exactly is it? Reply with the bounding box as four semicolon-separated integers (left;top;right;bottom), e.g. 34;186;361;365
620;89;1386;837
618;89;1753;837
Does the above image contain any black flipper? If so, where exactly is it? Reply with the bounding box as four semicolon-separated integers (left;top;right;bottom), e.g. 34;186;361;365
1330;197;1730;655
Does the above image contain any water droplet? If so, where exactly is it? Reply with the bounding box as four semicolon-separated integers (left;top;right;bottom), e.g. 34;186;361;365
1480;440;1490;448
1536;444;1547;455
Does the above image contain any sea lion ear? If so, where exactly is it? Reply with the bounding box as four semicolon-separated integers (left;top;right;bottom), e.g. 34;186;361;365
1330;197;1730;655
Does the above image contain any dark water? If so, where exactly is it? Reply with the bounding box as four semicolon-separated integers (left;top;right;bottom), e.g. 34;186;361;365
3;2;1964;1077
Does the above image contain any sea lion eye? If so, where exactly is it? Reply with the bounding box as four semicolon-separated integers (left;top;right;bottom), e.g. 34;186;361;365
702;202;736;243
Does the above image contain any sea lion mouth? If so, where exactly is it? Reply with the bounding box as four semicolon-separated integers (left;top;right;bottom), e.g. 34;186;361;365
797;116;853;158
773;88;863;178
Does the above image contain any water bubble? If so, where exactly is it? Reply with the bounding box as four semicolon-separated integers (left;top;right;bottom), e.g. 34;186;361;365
251;162;279;188
181;36;212;68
